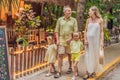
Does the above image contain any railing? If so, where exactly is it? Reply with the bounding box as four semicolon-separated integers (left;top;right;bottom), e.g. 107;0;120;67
7;28;46;79
7;28;45;48
7;29;17;47
9;45;47;80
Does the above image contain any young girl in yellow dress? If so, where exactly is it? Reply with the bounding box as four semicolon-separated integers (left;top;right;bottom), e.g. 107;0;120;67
45;35;57;77
70;32;83;80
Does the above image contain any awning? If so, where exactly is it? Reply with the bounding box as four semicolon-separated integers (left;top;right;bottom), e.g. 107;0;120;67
24;0;73;6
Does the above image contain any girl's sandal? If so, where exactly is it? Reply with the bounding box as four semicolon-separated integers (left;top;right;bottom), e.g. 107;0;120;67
71;76;76;80
45;73;52;77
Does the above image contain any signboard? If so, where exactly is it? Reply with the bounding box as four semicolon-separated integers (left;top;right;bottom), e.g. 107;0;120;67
0;26;10;80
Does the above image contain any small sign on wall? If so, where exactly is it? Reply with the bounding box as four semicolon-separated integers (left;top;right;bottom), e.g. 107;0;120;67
0;26;10;80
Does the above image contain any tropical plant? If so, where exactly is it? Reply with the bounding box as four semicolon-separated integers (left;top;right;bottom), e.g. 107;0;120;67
104;28;110;41
15;4;41;46
41;4;63;33
112;3;120;27
16;37;29;46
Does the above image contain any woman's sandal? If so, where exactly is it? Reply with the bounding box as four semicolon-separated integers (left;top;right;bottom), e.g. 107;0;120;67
89;73;96;78
54;72;61;78
75;72;79;76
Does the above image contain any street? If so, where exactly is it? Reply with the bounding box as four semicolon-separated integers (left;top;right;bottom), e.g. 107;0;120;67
102;64;120;80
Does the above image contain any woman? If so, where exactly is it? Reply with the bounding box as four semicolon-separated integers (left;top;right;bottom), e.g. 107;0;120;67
84;6;104;79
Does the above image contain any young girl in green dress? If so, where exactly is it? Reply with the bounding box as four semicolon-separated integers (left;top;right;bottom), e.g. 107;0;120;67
70;32;83;80
45;35;57;77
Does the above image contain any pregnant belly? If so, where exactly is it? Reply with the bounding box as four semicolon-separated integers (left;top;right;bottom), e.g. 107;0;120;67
87;32;96;38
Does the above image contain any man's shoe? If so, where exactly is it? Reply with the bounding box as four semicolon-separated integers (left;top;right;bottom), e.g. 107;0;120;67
54;72;61;78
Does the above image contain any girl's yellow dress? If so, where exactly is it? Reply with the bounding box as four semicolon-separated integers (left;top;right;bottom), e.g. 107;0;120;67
70;40;83;61
45;44;57;63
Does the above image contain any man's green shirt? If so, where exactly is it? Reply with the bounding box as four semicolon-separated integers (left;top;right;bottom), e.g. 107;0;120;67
55;17;78;46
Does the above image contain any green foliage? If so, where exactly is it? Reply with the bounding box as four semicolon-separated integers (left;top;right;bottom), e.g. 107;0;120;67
102;13;114;20
41;4;63;32
85;0;113;20
104;28;110;41
15;4;41;29
15;4;41;46
71;11;77;18
112;3;120;27
84;0;120;27
113;17;119;27
16;37;28;46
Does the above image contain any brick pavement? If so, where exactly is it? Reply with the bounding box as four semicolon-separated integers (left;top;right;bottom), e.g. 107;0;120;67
17;43;120;80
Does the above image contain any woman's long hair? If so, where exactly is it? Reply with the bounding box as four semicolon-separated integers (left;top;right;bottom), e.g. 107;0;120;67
90;6;102;18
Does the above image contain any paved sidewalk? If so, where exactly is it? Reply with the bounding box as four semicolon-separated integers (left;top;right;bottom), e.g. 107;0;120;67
102;64;120;80
17;43;120;80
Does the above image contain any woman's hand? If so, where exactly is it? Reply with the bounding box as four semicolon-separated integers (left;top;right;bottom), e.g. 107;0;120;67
84;40;88;45
100;43;104;49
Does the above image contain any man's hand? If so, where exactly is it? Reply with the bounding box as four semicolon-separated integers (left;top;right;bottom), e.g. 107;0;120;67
66;38;72;45
56;39;60;46
55;32;59;46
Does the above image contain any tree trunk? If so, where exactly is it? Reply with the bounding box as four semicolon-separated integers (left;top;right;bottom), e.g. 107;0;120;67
76;0;86;31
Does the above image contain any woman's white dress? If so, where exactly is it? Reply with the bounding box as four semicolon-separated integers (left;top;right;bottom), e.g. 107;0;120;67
85;22;101;74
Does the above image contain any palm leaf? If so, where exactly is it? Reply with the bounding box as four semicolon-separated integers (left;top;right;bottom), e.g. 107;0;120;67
16;37;28;46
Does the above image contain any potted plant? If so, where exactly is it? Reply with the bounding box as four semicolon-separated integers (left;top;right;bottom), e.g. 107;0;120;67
15;4;41;46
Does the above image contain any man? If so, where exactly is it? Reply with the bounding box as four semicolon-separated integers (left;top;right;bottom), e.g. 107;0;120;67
54;5;78;78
